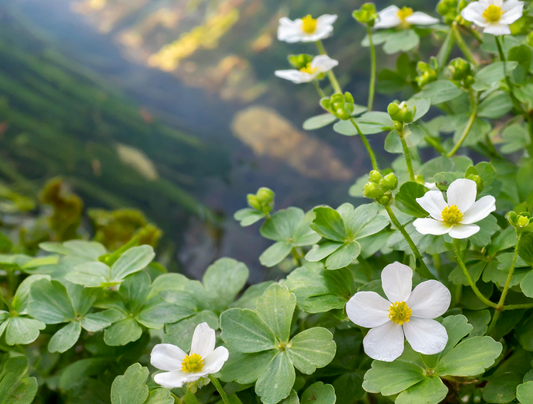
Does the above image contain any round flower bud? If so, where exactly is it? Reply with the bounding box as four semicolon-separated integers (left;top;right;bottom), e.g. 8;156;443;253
363;182;383;199
353;3;378;26
380;173;399;191
247;194;262;211
369;170;383;183
378;192;392;206
257;187;274;203
393;121;404;132
387;101;400;117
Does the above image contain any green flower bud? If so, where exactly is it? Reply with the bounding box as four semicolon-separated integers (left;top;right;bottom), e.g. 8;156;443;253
363;182;383;199
378;192;392;206
415;60;438;88
388;101;416;123
321;92;356;121
247;194;261;211
257;187;275;203
387;101;400;117
380;173;399;191
508;211;533;232
437;0;460;24
287;54;314;70
447;58;472;81
353;3;378;26
369;170;383;183
415;175;425;185
466;174;483;193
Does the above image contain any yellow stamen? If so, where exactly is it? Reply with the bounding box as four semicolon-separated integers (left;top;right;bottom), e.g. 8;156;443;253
301;15;317;34
299;62;317;74
483;5;504;23
441;205;463;226
388;301;412;325
181;353;203;373
396;6;414;29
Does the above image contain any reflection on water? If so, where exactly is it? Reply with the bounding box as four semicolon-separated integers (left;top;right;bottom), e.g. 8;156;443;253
0;0;432;279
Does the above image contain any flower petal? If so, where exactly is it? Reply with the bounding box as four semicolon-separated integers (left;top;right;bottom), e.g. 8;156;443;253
447;179;478;213
403;318;448;355
203;346;230;374
408;280;451;319
190;322;215;357
502;0;523;12
381;262;413;303
303;26;334;42
462;196;496;224
151;343;187;372
484;23;511;35
363;321;404;362
346;291;391;328
316;14;338;26
416;190;447;220
488;0;503;7
448;223;480;239
413;218;450;236
406;12;440;25
274;70;311;84
277;18;304;42
311;55;339;73
461;2;489;27
154;370;200;389
375;6;401;29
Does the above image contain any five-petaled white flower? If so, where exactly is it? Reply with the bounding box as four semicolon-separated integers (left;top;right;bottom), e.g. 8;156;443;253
278;14;338;43
374;6;439;29
151;322;229;388
461;0;524;36
414;179;496;239
346;262;450;362
275;55;338;84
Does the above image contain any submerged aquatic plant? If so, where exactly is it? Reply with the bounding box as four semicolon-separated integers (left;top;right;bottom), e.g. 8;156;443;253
2;1;533;404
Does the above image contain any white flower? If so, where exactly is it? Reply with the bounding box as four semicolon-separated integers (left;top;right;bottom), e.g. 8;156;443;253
151;322;229;388
414;179;496;239
424;182;439;190
278;14;338;43
374;6;439;29
461;0;524;35
275;55;339;84
346;262;450;362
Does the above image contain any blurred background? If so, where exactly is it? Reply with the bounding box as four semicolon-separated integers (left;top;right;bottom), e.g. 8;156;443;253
0;0;437;281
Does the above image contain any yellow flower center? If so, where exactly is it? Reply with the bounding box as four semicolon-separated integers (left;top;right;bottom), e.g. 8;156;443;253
483;5;504;23
299;62;317;74
301;15;317;34
441;205;463;226
396;7;414;28
388;301;412;325
181;353;203;373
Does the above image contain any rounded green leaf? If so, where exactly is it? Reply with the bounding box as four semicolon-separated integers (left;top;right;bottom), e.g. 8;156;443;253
203;258;249;310
396;377;448;404
28;279;75;324
311;207;346;242
362;360;425;396
256;284;296;343
288;327;336;374
110;363;149;404
301;382;336;404
517;381;533;404
110;245;155;281
259;242;293;267
48;321;82;353
255;351;295;404
220;308;277;353
5;317;45;346
104;318;143;346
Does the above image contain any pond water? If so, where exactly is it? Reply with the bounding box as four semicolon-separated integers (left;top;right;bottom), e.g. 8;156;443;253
0;0;436;281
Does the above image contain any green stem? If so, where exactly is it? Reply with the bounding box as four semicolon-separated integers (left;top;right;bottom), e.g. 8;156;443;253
397;126;415;181
209;375;230;404
424;135;447;155
436;27;456;71
315;40;342;94
495;36;524;115
464;25;483;43
350;118;379;171
290;247;303;267
0;289;13;312
170;392;180;403
447;89;478;157
502;302;533;310
384;206;434;279
487;233;522;335
313;80;326;98
453;25;476;66
366;26;376;111
452;240;497;309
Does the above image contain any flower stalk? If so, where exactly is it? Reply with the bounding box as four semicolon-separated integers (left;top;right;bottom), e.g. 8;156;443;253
366;26;376;111
447;88;478;157
452;25;477;66
316;40;342;93
208;375;231;404
397;125;416;182
350;118;379;171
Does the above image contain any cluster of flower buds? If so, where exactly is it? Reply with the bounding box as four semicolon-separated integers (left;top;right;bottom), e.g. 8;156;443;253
321;92;356;120
415;58;438;88
437;0;467;24
288;54;314;70
363;170;398;206
508;211;533;232
446;58;474;87
353;3;378;26
247;187;275;215
388;101;416;132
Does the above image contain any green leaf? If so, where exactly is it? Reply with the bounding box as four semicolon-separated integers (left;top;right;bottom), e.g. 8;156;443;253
231;281;275;310
11;274;50;313
509;45;531;84
342;203;388;240
66;262;111;288
148;273;189;299
49;321;82;353
137;298;184;328
303;113;338;130
325;241;361;270
333;372;365;403
110;363;149;404
285;263;354;313
145;389;175;404
396;377;447;404
436;336;502;377
220;308;277;353
120;271;151;315
110;245;155;281
261;208;304;241
439;314;474;356
28;279;75;324
164;310;219;351
311;207;346;242
39;240;106;260
472;62;518;91
81;309;125;332
4;317;45;345
517;381;533;404
382;29;419;54
203;258;249;310
256;284;295;343
220;350;277;384
521;270;533;298
482;371;523;403
104;318;143;346
305;242;343;262
478;91;512;119
395;182;429;218
301;382;336;404
259;242;293;267
519;233;533;266
0;356;38;404
288;327;336;374
362;360;425;396
234;208;266;227
255;351;295;404
414;80;463;104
